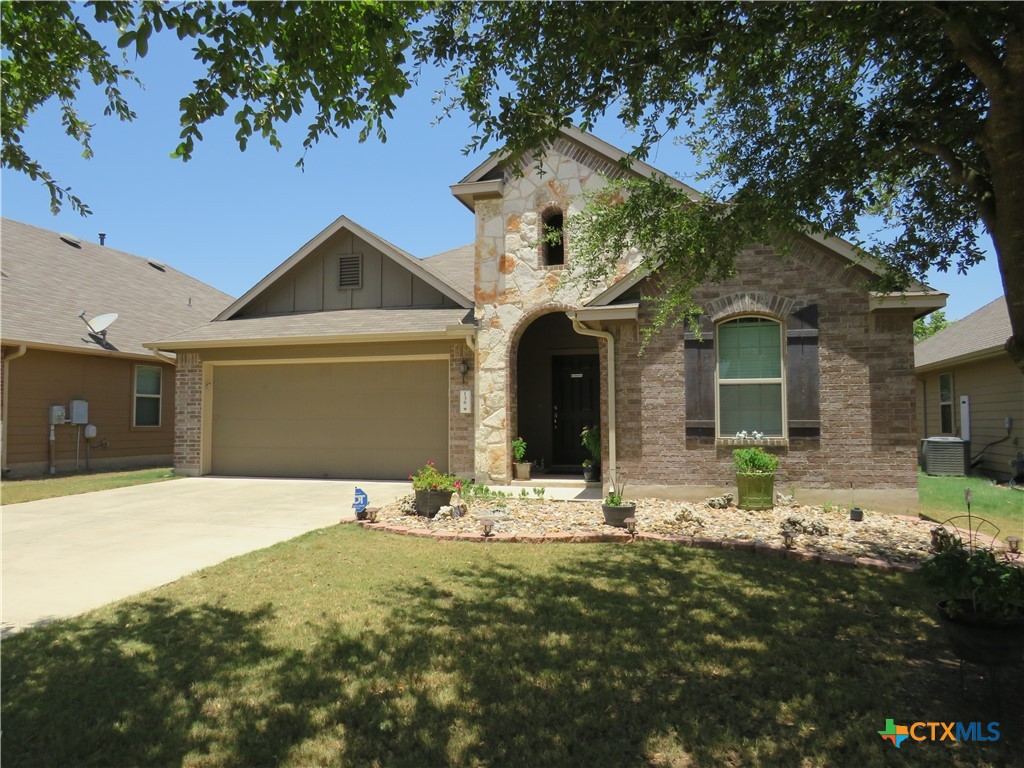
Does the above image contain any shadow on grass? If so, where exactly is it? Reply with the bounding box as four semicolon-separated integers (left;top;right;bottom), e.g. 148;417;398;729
3;538;1020;767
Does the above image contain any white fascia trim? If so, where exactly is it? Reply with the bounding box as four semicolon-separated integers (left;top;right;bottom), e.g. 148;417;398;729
869;292;949;314
1;338;176;363
450;179;504;212
567;303;640;322
144;329;468;351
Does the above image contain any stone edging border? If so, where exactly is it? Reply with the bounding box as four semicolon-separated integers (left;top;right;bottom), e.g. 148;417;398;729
346;519;923;574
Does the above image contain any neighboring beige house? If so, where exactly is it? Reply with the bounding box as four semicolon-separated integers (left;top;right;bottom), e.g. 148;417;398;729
915;296;1024;481
1;219;232;476
151;127;944;505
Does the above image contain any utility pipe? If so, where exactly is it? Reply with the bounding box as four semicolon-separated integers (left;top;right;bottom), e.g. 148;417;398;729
1;344;27;472
568;316;617;490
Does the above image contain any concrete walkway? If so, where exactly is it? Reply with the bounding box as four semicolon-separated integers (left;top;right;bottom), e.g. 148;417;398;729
1;476;408;635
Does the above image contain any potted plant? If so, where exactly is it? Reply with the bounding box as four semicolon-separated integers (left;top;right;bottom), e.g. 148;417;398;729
922;538;1024;665
601;477;635;527
512;436;531;480
733;447;779;511
581;424;601;482
409;461;462;517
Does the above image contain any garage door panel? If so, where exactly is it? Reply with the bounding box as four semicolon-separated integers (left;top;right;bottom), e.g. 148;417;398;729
212;360;448;479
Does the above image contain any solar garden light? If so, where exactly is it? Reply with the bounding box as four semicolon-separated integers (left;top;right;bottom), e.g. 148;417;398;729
1007;536;1021;555
480;517;495;537
624;517;637;537
781;529;796;549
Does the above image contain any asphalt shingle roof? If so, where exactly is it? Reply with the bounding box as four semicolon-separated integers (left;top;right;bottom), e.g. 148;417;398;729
422;244;474;298
1;219;233;358
914;296;1012;369
152;307;474;347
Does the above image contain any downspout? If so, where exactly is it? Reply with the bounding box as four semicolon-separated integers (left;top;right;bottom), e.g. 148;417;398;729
569;316;616;490
1;344;27;472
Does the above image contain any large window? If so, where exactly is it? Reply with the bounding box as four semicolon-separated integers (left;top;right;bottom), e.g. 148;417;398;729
939;372;954;434
717;317;785;436
134;365;162;427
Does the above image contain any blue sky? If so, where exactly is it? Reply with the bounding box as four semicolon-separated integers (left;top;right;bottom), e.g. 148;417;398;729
1;25;1005;321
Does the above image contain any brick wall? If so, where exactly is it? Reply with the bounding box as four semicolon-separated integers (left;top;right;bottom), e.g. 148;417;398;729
612;241;919;490
174;352;202;475
448;343;475;477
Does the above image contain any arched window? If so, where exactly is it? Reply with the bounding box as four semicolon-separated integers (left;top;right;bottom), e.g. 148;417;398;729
541;210;565;266
716;317;785;437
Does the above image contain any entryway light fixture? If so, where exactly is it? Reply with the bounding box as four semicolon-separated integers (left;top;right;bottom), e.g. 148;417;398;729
460;359;470;383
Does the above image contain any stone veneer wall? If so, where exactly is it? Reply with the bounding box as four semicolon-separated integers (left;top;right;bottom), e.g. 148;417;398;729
612;240;919;490
174;352;203;475
471;140;641;483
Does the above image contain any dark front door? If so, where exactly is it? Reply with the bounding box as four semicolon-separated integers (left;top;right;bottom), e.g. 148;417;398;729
551;354;599;468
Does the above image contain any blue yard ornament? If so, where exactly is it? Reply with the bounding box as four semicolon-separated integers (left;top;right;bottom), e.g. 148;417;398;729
352;487;369;513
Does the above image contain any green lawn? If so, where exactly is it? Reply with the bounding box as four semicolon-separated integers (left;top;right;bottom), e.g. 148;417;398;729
918;472;1024;541
2;526;1019;767
0;467;179;505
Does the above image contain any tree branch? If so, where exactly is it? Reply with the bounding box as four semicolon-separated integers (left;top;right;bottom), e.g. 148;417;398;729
940;13;1005;91
910;139;996;228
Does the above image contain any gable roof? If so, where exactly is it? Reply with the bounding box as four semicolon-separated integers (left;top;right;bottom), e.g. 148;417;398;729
422;244;474;297
457;125;702;199
216;215;472;321
915;296;1013;371
1;218;232;359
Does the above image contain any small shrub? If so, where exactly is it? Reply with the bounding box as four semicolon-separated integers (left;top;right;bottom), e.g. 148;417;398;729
511;437;527;463
732;447;779;474
532;487;546;499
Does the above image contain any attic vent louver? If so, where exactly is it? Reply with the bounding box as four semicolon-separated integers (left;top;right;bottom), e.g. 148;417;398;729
338;254;362;289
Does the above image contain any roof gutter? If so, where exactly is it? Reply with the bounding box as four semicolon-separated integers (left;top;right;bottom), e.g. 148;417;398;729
2;344;27;471
567;314;617;491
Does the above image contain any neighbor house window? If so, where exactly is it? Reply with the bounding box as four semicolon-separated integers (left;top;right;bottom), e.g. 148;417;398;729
134;365;162;427
541;210;565;266
939;372;954;433
717;317;785;437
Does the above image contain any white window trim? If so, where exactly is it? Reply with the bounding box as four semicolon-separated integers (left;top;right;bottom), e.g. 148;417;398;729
714;315;788;440
133;364;162;428
938;371;954;434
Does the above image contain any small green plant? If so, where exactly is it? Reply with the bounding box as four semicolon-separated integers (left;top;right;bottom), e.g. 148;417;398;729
605;476;628;507
519;488;530;499
512;436;527;463
409;462;463;492
532;487;546;499
581;425;601;466
923;539;1024;619
823;502;836;514
732;447;779;475
463;482;511;501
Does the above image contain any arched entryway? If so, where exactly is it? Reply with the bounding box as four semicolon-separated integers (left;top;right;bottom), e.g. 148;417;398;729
514;312;599;473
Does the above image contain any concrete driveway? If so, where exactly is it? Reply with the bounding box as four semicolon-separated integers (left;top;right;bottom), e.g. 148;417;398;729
2;476;408;636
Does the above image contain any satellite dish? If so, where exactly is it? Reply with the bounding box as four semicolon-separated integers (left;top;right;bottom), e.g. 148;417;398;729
86;312;119;335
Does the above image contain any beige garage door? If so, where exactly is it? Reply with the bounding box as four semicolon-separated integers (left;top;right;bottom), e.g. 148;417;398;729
211;360;448;479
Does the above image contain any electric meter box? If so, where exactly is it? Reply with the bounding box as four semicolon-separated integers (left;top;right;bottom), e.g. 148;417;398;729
69;400;89;425
49;405;66;425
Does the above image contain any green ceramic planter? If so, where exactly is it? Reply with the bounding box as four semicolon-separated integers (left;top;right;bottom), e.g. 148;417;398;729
736;472;775;511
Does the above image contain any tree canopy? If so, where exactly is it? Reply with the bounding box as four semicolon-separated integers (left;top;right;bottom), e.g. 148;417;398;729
3;1;1022;366
914;310;952;342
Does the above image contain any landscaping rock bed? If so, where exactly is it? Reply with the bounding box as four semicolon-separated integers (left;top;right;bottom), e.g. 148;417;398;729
366;495;935;568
